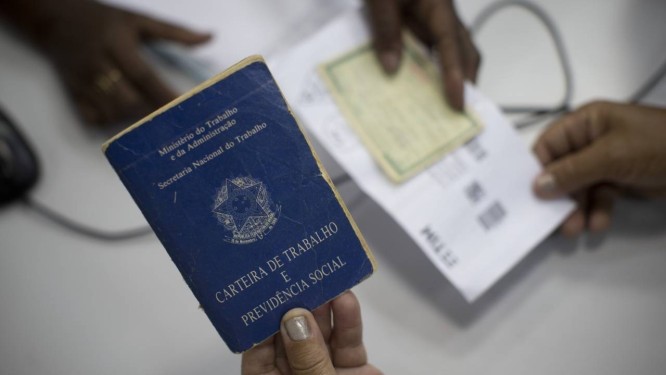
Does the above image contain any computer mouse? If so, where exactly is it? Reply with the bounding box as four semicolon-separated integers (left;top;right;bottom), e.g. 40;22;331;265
0;106;39;205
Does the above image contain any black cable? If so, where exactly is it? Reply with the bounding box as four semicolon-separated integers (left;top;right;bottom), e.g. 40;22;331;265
628;58;666;103
470;0;575;128
22;196;153;241
513;105;569;129
471;0;666;127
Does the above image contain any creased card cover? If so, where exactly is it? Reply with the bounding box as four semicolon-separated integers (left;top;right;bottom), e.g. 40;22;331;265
102;56;376;353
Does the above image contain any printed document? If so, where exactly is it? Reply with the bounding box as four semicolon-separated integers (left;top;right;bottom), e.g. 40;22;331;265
271;10;574;302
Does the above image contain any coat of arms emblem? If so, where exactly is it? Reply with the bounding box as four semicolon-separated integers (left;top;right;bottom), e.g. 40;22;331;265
212;176;280;244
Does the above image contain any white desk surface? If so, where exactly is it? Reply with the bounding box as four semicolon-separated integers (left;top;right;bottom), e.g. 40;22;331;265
1;1;665;374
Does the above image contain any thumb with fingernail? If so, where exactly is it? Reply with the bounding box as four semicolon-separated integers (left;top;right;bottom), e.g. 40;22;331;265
281;308;336;375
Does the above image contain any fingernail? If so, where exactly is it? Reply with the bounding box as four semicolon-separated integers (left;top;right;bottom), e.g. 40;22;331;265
285;316;310;341
535;173;558;194
380;51;400;74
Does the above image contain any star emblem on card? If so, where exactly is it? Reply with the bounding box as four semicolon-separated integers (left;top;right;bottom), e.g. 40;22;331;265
212;176;280;244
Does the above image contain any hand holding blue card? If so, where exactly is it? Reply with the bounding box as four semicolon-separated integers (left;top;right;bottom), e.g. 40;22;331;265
103;56;376;353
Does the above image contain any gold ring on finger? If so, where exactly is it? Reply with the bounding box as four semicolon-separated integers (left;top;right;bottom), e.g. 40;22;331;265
94;69;123;94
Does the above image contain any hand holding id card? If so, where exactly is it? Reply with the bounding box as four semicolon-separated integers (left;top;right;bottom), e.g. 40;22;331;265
318;34;483;183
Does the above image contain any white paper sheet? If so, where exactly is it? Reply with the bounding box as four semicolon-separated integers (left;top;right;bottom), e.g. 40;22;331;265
102;0;358;75
270;9;575;302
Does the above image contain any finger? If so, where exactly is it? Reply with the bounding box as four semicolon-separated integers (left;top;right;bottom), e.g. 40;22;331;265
533;139;554;166
85;85;116;125
110;43;177;107
107;75;151;121
533;141;612;199
419;0;465;111
331;291;368;368
313;301;333;342
366;0;403;73
73;96;100;124
457;20;481;83
281;308;336;375
241;335;278;375
404;17;435;47
65;63;116;125
274;334;290;374
588;185;617;233
533;102;611;165
561;207;586;237
533;104;616;198
560;192;587;237
132;13;212;45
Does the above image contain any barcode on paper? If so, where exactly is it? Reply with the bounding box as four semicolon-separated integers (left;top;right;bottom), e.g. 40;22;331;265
464;180;485;204
478;201;506;230
465;138;487;162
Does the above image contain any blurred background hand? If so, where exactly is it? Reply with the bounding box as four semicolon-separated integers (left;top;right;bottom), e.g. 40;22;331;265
1;0;211;126
533;101;666;236
365;0;480;111
241;291;382;375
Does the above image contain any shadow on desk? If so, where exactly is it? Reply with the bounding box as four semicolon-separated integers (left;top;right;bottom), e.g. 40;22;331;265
351;191;666;330
350;189;569;326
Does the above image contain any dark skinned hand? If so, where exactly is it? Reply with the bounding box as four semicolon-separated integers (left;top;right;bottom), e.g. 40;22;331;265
533;101;666;237
1;0;211;125
365;0;480;111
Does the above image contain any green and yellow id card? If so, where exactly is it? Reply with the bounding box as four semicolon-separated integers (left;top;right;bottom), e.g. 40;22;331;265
319;35;483;183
